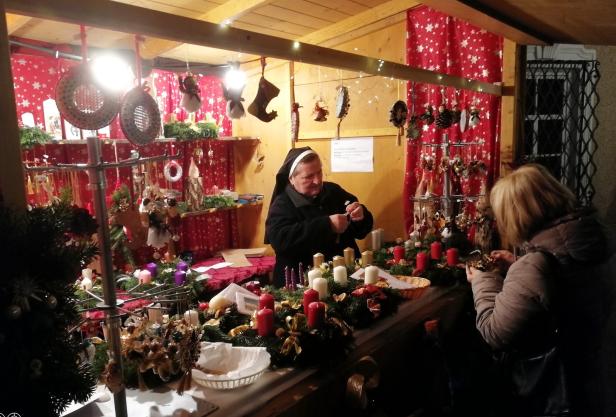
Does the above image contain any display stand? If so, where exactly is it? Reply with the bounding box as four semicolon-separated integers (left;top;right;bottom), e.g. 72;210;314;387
24;136;181;417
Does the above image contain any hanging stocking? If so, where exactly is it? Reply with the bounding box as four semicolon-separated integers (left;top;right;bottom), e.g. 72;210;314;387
248;58;280;122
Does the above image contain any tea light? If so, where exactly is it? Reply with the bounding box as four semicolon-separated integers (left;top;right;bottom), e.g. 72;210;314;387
343;247;355;267
313;252;325;268
333;265;348;286
361;250;374;266
364;265;379;285
312;277;328;300
332;255;345;268
307;268;322;288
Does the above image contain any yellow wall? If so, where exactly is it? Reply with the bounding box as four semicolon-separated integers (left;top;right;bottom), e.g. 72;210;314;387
233;20;408;254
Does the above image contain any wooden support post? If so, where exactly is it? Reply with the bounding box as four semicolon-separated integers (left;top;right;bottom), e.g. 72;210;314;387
0;0;26;209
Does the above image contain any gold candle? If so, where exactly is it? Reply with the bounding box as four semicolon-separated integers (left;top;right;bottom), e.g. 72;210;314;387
332;255;345;268
343;247;355;267
361;250;374;267
313;252;325;268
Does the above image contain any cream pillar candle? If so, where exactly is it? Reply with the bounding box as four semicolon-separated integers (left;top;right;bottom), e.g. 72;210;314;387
361;250;374;267
312;277;328;300
307;268;322;288
313;252;325;268
82;268;93;280
333;265;348;286
343;247;355;267
184;309;199;326
371;230;382;251
332;255;345;268
364;265;379;285
80;277;93;291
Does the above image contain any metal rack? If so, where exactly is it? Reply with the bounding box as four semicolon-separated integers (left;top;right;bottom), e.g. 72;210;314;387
23;137;181;417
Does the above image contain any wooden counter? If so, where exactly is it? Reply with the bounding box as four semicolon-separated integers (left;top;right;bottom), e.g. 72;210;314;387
66;284;471;417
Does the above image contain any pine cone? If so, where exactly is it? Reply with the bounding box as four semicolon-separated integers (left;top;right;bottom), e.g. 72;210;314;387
406;115;421;140
435;105;453;129
419;105;434;125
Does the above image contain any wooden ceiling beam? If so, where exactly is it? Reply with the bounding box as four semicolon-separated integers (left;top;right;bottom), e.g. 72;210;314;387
5;12;31;34
299;0;418;45
419;0;548;45
5;0;501;95
141;0;274;59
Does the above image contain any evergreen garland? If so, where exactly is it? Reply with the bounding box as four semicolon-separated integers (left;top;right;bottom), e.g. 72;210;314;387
0;202;99;417
163;121;219;140
19;126;53;148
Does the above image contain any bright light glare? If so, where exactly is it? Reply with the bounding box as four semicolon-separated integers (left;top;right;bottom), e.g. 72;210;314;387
91;54;134;93
224;67;246;91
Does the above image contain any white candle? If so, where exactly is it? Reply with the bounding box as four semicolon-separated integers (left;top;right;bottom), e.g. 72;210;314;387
371;229;382;251
333;265;348;286
312;277;328;300
332;255;345;268
82;268;93;280
184;309;200;326
364;265;379;285
80;277;93;291
307;268;322;288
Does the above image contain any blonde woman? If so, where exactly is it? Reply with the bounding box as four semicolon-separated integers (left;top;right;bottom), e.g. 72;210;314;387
467;164;612;417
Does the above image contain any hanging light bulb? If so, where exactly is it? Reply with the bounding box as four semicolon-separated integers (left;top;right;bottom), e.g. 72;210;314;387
223;62;246;92
91;53;134;93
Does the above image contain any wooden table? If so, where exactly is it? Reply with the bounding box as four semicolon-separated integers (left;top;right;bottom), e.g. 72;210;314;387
65;284;471;417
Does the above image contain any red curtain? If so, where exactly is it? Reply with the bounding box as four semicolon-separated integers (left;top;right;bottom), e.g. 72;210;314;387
403;6;503;234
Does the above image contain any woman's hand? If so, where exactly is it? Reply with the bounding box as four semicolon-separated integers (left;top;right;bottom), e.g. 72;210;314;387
466;264;479;283
490;249;515;273
329;214;350;234
345;202;364;221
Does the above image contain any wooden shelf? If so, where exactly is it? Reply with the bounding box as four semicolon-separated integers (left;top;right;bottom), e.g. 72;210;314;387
37;137;260;145
179;200;263;218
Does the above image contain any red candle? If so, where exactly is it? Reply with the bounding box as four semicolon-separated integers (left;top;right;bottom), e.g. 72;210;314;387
416;252;428;271
259;293;275;311
307;302;325;329
257;308;273;336
446;248;459;267
303;288;319;315
430;241;442;260
393;245;405;263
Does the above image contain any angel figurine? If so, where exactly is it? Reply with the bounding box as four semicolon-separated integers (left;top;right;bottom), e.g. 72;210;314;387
178;73;201;113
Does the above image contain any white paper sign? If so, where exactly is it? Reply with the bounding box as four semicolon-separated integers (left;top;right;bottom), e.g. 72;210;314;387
331;137;373;172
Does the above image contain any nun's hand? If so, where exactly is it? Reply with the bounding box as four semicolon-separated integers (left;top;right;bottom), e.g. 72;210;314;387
329;214;350;234
345;202;364;221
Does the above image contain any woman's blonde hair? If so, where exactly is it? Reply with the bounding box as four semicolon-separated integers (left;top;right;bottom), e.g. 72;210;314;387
489;164;577;246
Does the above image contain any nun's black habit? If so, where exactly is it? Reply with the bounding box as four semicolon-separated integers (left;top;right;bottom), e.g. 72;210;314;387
265;147;373;287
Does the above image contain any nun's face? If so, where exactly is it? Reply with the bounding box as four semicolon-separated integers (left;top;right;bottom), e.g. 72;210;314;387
290;158;323;197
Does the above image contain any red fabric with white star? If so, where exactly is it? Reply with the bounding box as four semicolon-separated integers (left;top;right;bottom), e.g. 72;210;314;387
13;51;237;263
404;6;502;234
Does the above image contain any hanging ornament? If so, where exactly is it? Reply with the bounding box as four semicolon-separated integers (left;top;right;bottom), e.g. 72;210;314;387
435;104;453;129
469;105;481;128
406;115;421;140
222;83;245;119
335;85;350;139
248;57;280;122
420;104;434;125
451;103;462;124
312;101;329;122
459;108;468;132
178;73;201;113
291;102;301;142
163;160;183;183
389;100;408;145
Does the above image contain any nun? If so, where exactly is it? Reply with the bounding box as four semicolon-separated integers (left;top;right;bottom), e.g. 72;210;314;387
265;147;373;287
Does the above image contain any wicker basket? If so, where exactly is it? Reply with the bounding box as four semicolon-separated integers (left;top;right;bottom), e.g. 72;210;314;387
392;276;431;300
